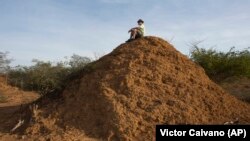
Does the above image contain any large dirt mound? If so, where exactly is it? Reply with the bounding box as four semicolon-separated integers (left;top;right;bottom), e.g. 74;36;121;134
25;36;250;141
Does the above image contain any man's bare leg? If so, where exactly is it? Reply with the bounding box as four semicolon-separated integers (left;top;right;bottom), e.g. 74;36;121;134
131;29;137;39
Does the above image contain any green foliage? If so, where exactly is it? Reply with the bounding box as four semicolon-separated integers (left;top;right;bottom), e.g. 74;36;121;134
68;54;92;73
190;45;250;81
8;54;92;96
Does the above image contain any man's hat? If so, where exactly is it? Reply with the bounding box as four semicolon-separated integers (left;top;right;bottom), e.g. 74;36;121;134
137;19;144;23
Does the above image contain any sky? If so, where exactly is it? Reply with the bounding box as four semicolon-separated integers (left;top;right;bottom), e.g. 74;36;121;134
0;0;250;66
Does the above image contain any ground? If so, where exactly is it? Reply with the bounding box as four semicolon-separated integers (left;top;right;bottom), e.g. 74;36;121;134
0;76;39;141
220;76;250;103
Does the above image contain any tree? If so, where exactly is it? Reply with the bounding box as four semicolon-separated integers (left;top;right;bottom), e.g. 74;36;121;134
0;51;12;74
69;54;92;70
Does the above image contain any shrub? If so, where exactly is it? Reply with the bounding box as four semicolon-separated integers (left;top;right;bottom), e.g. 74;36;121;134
8;54;92;96
190;45;250;81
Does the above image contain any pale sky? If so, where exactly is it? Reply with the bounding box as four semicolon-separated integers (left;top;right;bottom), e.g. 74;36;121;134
1;0;250;66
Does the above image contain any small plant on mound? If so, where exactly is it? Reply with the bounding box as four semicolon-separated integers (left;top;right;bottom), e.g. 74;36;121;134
190;45;250;81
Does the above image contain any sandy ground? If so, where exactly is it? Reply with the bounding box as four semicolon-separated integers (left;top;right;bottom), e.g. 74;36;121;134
0;76;39;141
220;76;250;102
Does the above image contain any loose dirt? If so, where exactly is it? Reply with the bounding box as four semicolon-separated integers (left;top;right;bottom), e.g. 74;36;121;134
220;76;250;102
0;75;39;141
1;36;250;141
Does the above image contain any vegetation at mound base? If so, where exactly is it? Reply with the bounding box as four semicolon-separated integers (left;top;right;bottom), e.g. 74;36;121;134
6;54;92;96
190;44;250;82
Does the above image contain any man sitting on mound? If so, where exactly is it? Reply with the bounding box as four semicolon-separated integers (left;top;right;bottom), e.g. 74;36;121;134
126;19;145;42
